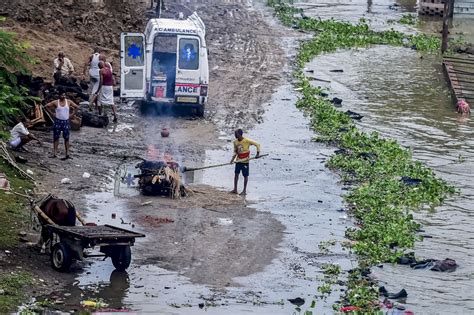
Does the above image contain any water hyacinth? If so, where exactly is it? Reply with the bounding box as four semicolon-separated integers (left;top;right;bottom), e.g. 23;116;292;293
268;0;455;311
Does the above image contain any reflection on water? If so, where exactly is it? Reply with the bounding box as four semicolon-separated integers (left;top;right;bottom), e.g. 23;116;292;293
309;45;474;313
62;270;131;311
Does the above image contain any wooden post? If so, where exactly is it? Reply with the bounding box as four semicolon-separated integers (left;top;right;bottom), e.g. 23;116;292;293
441;0;450;53
449;0;455;17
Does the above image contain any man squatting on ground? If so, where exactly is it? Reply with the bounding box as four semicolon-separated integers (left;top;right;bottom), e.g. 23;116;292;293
230;129;261;196
45;89;79;160
9;117;41;151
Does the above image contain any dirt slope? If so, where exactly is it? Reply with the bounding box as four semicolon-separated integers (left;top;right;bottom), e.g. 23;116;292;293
0;0;147;49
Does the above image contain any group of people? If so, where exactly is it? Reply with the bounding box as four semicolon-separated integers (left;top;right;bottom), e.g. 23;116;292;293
53;48;117;122
8;48;118;160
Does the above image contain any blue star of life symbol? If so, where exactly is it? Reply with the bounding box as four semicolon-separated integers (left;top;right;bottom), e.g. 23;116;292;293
122;173;135;187
128;43;142;59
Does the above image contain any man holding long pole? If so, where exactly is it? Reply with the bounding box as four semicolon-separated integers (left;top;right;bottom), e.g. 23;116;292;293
230;129;261;196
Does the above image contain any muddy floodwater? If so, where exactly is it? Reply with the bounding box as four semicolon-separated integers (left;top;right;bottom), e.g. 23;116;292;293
298;0;474;312
310;47;474;314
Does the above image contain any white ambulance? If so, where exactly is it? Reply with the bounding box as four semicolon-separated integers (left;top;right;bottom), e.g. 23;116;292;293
120;13;209;116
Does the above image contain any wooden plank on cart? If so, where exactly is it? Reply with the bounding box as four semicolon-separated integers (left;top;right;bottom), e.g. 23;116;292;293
46;224;145;241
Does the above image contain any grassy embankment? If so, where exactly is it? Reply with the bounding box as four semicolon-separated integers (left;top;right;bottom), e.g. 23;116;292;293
0;160;35;313
0;16;37;313
267;0;455;312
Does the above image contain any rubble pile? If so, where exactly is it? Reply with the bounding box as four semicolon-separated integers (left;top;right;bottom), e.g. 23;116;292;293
0;0;148;49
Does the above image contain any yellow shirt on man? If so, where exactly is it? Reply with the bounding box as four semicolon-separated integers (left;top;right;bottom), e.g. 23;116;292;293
233;137;261;163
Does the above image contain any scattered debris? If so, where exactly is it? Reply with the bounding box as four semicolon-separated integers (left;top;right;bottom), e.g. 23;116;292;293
340;306;360;312
81;300;109;308
82;172;91;179
217;218;233;226
14;155;28;164
330;97;343;105
136;215;174;227
161;128;170;138
431;258;458;272
288;297;305;306
345;110;364;120
1;141;35;182
140;201;152;206
0;173;10;191
80;111;109;128
308;76;331;83
400;176;422;186
60;178;72;184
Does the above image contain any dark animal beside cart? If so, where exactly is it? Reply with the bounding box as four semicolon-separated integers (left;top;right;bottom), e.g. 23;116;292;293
39;194;76;226
38;195;76;248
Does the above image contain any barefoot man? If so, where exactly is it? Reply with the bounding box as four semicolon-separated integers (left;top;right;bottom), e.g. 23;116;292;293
230;129;260;196
96;61;117;122
45;89;79;160
83;47;105;111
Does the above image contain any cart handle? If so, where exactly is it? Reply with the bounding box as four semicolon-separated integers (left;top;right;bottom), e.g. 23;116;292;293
33;205;57;226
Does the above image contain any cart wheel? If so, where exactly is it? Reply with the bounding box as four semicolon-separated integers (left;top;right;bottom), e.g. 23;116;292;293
111;246;131;271
51;242;72;272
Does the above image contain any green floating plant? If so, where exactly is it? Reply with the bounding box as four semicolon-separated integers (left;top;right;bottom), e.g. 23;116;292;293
268;0;455;312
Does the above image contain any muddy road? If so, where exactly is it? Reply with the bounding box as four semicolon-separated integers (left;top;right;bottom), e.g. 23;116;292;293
13;0;352;314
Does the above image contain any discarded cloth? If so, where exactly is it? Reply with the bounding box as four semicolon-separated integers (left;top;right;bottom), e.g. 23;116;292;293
0;173;10;191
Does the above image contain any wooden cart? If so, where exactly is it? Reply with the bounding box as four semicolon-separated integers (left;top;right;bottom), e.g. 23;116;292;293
43;224;145;272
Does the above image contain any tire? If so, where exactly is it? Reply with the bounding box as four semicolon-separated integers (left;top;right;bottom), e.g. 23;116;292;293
111;245;132;271
196;104;205;117
139;100;149;115
51;242;72;272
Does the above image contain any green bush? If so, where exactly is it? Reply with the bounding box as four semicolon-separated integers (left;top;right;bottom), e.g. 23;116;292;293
0;17;34;139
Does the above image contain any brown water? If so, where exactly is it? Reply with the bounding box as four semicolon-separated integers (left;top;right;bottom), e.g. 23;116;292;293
297;0;474;312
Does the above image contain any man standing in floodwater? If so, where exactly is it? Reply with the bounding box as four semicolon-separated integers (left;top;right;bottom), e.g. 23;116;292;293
230;129;260;196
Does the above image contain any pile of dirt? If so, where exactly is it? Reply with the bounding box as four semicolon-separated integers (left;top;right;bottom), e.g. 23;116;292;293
0;0;148;49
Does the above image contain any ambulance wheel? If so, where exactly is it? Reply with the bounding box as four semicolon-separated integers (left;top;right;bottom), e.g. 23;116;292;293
196;105;205;117
139;101;149;115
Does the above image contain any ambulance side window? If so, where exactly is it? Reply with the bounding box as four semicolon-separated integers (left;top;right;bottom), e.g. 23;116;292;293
178;38;199;70
125;36;144;67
